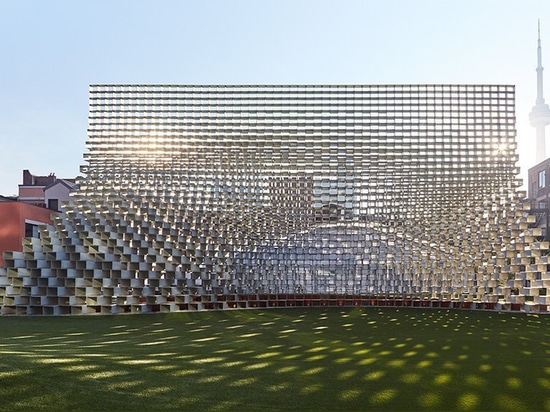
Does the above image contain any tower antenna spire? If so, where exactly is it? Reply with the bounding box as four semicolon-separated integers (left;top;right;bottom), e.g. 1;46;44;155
530;20;550;163
537;19;545;104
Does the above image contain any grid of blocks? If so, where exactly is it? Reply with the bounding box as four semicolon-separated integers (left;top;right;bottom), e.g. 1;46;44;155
2;84;550;315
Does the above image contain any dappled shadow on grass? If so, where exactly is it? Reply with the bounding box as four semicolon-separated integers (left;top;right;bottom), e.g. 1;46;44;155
1;308;550;411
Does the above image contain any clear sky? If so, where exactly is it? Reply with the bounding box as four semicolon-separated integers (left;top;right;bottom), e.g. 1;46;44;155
0;0;549;195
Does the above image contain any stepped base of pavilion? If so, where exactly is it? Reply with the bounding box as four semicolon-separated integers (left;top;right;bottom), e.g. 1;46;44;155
1;293;547;316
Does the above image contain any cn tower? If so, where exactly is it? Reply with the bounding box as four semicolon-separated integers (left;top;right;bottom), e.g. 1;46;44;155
530;21;550;163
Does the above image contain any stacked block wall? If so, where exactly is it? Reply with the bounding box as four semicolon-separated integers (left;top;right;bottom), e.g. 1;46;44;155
1;84;550;315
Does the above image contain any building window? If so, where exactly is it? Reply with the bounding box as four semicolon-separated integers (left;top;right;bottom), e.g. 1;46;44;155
541;201;547;209
48;198;59;211
539;170;546;188
25;223;39;238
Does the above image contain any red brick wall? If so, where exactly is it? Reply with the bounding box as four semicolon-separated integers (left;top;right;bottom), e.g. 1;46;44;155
0;203;55;266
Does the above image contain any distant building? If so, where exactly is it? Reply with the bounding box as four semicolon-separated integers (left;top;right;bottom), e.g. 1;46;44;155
0;171;78;266
528;23;550;236
528;159;550;208
530;23;550;163
0;200;56;266
18;169;57;207
18;170;78;210
44;179;79;212
0;195;18;202
528;160;550;237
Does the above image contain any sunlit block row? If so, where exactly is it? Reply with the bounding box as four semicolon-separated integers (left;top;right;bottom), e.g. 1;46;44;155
1;84;549;315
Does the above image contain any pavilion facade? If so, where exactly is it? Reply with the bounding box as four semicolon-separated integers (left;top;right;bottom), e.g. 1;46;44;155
1;84;548;315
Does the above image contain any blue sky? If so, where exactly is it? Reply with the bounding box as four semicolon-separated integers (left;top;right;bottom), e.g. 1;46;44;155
0;0;549;195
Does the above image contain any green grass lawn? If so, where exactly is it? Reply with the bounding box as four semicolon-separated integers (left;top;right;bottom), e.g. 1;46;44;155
0;308;549;411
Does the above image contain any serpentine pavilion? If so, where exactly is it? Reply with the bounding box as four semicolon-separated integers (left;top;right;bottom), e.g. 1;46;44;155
1;84;549;315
